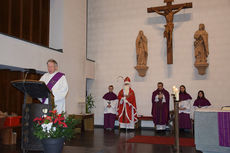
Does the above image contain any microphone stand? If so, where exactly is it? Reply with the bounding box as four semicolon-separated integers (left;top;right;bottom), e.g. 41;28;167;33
22;69;36;103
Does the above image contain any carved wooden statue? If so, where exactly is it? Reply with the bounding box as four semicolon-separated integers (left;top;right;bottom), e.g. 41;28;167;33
136;30;148;66
135;30;148;77
194;24;209;75
147;0;192;64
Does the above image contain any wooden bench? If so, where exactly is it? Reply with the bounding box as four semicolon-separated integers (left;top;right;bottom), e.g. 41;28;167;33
116;115;153;129
138;116;153;121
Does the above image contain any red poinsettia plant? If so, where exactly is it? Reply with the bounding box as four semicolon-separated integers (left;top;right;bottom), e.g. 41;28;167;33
33;110;78;140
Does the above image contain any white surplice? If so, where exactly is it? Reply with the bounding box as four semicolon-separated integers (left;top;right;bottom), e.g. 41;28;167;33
40;71;68;114
179;99;193;118
103;99;118;114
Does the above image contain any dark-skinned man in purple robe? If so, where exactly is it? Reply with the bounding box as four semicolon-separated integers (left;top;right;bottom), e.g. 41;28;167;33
152;82;170;131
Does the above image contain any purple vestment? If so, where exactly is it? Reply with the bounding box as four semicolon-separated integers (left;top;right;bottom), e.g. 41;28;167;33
179;92;192;129
104;113;116;129
151;89;170;126
103;92;118;129
218;112;230;147
179;113;192;129
103;92;117;101
42;72;64;103
193;98;211;107
179;92;192;101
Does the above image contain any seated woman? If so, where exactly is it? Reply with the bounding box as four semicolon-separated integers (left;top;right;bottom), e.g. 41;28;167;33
179;85;192;130
193;90;211;109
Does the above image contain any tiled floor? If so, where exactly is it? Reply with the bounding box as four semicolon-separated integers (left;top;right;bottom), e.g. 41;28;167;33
0;128;202;153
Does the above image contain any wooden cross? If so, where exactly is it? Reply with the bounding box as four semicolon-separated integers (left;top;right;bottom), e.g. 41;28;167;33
147;0;192;64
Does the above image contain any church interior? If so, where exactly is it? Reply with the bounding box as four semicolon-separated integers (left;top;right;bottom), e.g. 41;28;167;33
0;0;230;153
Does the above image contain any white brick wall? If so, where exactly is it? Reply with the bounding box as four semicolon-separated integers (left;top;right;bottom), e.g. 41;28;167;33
87;0;230;126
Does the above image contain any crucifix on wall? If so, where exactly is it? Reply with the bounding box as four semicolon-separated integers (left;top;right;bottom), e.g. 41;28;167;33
147;0;192;64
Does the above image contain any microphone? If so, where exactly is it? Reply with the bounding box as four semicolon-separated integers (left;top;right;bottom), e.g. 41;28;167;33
23;68;36;94
24;69;36;81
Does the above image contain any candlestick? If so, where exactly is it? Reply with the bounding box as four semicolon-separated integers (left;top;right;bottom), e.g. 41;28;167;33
172;86;176;94
175;88;179;101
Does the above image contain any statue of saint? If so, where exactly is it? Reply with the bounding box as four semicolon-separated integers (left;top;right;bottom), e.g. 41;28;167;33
194;24;209;64
136;30;148;66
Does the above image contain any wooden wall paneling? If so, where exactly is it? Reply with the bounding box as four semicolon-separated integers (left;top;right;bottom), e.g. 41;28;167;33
0;1;9;34
5;70;11;114
41;0;50;46
27;73;41;80
0;70;10;113
22;0;31;40
16;71;24;115
0;70;3;111
0;70;4;111
29;0;34;42
4;70;11;114
8;71;24;115
19;0;23;39
39;0;43;43
1;70;12;114
8;0;12;34
0;69;43;114
0;0;50;47
11;0;21;37
32;0;41;44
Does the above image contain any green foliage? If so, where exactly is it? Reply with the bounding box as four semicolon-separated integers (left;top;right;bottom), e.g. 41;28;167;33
33;110;80;141
62;116;79;140
86;94;95;113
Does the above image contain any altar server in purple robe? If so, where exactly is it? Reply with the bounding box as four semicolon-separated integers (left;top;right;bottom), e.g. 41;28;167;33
40;59;68;114
152;82;170;131
193;90;211;109
103;85;118;130
179;85;192;129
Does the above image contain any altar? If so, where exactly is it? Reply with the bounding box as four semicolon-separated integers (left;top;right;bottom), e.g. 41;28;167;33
194;107;230;153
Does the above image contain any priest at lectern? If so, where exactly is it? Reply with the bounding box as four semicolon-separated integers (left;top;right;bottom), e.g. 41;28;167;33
40;59;68;113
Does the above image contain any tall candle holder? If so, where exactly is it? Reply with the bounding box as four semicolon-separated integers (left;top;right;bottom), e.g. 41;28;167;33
171;94;180;153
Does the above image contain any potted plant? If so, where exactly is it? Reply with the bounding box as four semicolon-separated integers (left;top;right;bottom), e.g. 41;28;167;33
86;94;95;114
33;110;78;153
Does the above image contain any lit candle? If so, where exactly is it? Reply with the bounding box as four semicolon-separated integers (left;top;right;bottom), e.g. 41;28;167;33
172;86;176;94
175;88;179;101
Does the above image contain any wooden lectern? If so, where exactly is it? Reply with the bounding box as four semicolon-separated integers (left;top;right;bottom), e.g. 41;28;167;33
11;80;54;153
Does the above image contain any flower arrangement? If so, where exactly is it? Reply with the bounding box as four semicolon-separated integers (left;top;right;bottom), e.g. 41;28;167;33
33;110;78;140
